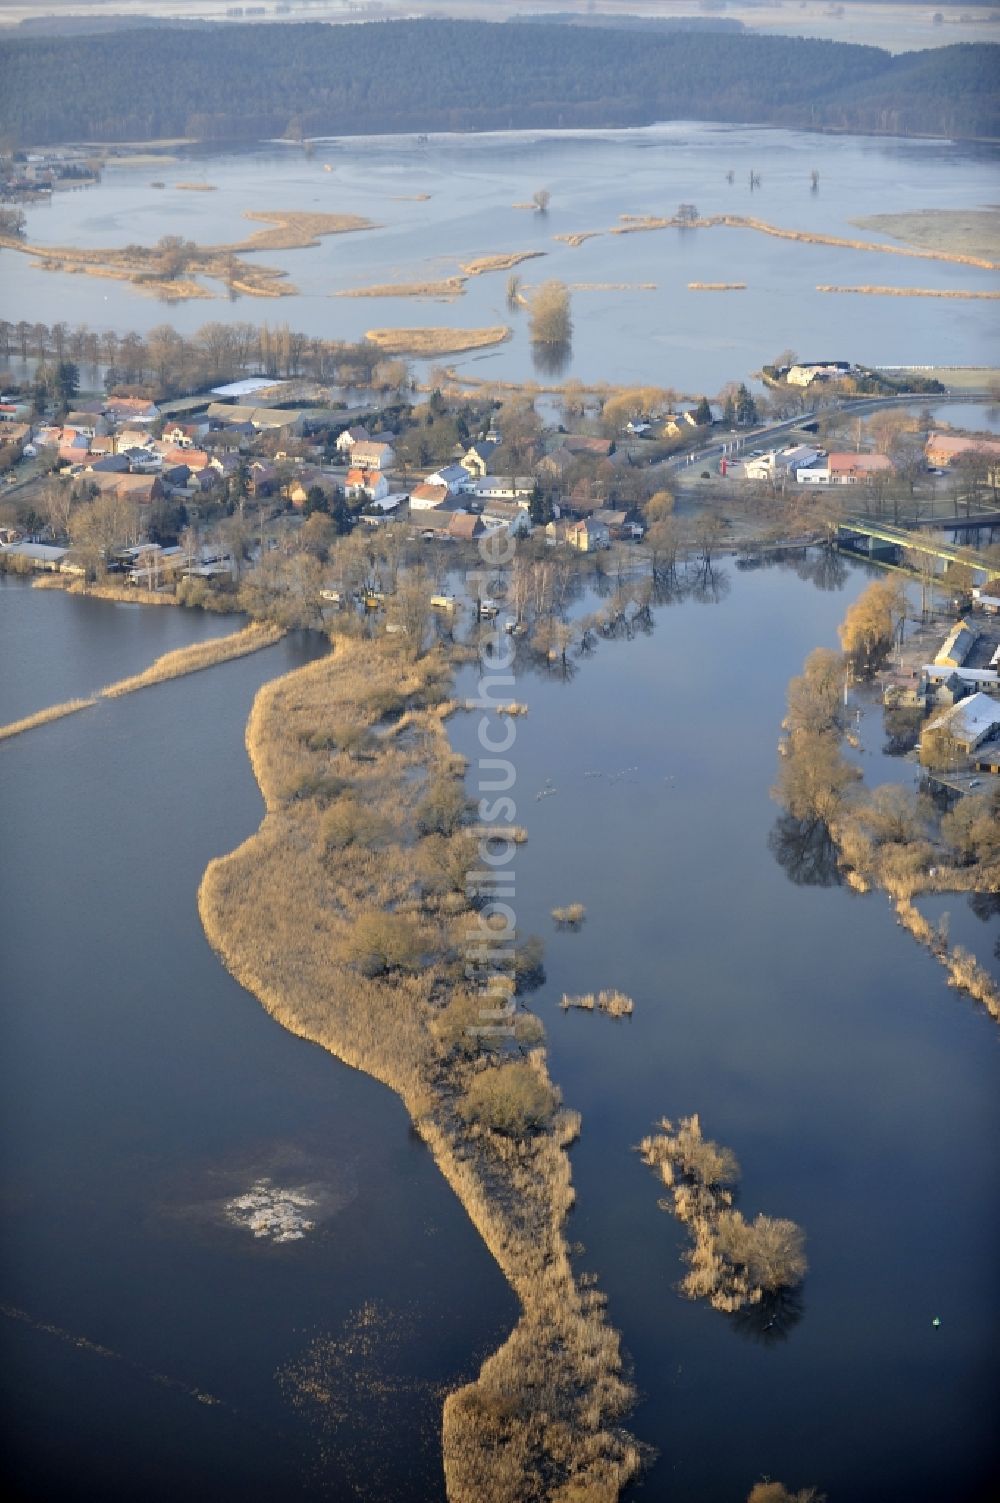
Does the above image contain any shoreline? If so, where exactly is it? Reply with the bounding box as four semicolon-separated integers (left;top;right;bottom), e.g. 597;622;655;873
197;638;639;1502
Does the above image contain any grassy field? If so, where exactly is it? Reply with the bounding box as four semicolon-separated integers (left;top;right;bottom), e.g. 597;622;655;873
363;325;510;356
852;209;1000;264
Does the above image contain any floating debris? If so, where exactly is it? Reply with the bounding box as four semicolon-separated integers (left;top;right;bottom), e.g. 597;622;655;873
224;1177;318;1243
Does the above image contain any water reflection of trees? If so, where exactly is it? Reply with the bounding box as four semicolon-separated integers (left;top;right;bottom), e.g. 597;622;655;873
736;544;848;593
768;813;843;888
530;340;572;378
729;1284;805;1346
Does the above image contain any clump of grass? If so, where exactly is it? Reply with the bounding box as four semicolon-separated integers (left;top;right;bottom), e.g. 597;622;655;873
638;1115;806;1312
561;989;633;1017
551;903;586;927
480;823;528;844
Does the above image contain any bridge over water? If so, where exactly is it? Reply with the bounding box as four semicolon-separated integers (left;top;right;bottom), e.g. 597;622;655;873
837;518;996;579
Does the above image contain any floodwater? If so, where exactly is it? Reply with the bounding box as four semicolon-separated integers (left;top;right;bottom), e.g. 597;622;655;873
1;564;998;1501
0;580;516;1503
445;555;1000;1503
3;123;998;393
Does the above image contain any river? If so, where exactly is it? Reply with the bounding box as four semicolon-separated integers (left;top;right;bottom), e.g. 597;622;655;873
445;554;1000;1502
0;580;516;1503
1;563;998;1501
2;123;997;394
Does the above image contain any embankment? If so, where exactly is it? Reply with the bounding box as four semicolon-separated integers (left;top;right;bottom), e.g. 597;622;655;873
0;623;283;743
0;698;97;743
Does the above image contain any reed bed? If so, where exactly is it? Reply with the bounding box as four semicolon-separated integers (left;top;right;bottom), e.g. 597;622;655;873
43;578;180;605
196;637;639;1501
561;989;633;1016
550;210;1000;269
337;277;466;299
101;623;283;698
689;281;746;290
638;1115;806;1313
363;325;510;356
551;904;586;927
464;699;528;716
459;251;546;276
175;182;217;191
0;698;96;743
816;285;1000;299
554;230;604;247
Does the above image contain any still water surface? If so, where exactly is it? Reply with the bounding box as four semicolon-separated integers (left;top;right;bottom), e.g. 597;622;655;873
447;555;999;1502
4;123;997;392
0;582;515;1502
1;566;997;1501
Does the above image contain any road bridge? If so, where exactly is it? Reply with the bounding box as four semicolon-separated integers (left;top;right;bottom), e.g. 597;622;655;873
837;518;996;578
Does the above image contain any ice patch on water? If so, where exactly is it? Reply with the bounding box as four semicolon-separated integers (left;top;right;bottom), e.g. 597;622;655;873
224;1177;319;1243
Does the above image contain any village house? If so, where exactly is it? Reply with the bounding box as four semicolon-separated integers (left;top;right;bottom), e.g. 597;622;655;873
0;399;33;424
88;472;164;506
286;472;341;508
162;420;210;448
409;482;450;511
924;432;1000;470
206;403;306;436
65;410;109;439
0;421;31;452
935;619;979;670
0;540;70;572
335;424;371;455
346;467;389;502
461;437;501;477
745;444;821;482
785;361;851;387
470;475;534;504
349;440;395;473
425;463;472;494
480;500;533;536
798;451;895;485
923;692;1000;756
104;396;160;426
565;516;610;552
447;512;486;542
160;446;210;471
536;446;575;483
118;427;157;453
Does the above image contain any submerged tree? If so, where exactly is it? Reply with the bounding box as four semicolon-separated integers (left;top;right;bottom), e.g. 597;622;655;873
529;279;572;346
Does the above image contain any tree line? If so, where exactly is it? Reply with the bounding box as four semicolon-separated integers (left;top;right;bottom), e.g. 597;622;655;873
0;21;996;145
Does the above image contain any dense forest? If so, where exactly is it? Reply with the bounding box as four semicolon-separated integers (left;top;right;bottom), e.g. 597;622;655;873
0;20;996;144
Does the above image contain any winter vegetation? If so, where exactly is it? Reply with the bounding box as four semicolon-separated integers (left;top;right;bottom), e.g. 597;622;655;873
560;990;634;1018
638;1115;807;1313
363;326;510;356
100;622;284;698
198;637;640;1503
528;281;573;347
551;904;586;927
773;580;1000;1023
0;696;96;742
